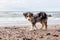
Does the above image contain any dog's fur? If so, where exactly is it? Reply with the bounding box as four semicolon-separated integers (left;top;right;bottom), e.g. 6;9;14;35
23;12;48;30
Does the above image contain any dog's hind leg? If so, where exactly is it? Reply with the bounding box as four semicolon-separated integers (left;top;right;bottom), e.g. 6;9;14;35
32;24;35;30
40;21;45;30
34;25;38;30
44;21;47;30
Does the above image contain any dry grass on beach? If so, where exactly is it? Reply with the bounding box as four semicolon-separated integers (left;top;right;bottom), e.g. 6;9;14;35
0;25;60;40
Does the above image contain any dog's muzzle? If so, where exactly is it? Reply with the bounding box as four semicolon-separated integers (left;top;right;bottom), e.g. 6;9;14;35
28;19;30;21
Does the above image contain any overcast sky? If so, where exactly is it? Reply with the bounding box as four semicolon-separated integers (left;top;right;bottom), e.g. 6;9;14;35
0;0;60;11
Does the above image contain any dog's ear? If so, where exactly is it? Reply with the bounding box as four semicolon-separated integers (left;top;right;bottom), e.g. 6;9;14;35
31;13;33;16
23;13;27;17
30;13;33;17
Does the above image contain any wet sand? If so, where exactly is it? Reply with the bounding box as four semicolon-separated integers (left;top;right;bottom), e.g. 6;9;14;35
0;24;60;40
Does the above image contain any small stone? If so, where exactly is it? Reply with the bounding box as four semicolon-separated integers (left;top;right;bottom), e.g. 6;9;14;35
4;27;10;29
40;36;43;38
17;39;19;40
23;37;31;40
0;38;2;39
35;39;36;40
57;30;60;32
46;33;51;35
53;34;59;37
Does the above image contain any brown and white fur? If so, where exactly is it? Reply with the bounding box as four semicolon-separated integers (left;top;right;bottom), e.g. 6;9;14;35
23;12;48;30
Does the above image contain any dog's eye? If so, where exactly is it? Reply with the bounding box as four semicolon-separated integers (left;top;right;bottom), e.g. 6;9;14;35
27;16;28;17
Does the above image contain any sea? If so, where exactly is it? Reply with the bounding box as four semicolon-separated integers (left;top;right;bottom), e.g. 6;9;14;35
0;11;60;26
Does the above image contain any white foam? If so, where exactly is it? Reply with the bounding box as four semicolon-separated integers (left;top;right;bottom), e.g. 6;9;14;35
0;17;20;26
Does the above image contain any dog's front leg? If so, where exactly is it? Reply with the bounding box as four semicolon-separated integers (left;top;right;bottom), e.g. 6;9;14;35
29;24;33;31
32;24;35;30
29;24;35;31
32;23;38;30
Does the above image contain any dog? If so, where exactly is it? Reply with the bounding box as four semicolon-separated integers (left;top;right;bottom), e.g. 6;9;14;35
23;12;48;30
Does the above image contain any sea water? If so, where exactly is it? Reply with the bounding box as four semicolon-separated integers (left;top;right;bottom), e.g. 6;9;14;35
0;11;60;26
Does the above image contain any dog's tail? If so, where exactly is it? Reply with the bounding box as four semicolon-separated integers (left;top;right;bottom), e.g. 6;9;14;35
47;14;52;17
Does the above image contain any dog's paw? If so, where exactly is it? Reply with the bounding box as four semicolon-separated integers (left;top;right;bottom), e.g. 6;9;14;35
29;29;32;31
29;28;36;31
29;28;33;31
40;27;43;30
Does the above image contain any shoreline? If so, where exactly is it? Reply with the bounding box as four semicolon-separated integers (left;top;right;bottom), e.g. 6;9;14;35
0;24;60;27
0;24;60;30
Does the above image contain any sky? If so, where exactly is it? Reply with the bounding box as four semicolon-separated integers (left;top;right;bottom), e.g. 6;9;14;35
0;0;60;11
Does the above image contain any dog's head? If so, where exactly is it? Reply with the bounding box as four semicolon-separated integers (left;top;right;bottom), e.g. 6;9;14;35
23;12;33;21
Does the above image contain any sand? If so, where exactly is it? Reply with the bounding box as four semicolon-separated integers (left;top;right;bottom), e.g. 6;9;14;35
0;24;60;40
